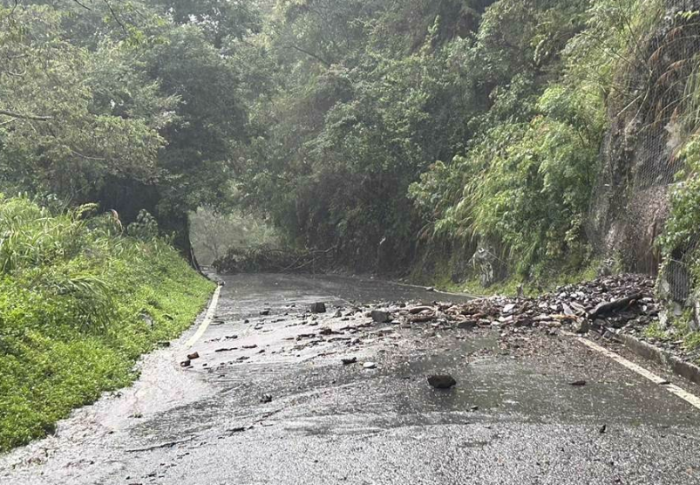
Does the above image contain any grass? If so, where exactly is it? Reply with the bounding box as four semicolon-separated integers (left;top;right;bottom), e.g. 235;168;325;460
669;310;700;355
643;322;672;342
0;196;215;452
642;311;700;364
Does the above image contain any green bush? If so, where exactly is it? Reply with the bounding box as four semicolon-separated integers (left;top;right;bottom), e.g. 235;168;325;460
0;195;214;451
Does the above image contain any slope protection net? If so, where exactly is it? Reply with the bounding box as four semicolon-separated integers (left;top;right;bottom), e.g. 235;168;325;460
587;0;700;307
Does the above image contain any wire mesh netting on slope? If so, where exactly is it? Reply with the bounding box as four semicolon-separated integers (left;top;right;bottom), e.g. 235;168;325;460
587;0;700;307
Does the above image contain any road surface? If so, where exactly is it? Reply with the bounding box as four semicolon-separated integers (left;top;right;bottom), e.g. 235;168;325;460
2;273;700;484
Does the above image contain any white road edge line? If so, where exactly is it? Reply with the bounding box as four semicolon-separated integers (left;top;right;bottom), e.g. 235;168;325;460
185;285;222;348
576;336;700;410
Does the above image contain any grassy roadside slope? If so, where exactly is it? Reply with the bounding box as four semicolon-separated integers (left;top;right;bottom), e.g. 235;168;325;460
0;196;215;452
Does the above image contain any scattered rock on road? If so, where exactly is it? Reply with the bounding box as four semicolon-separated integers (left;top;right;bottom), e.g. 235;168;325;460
260;394;273;404
363;362;377;369
180;360;191;368
570;380;587;387
310;302;327;314
428;374;457;389
187;352;200;360
341;357;358;365
457;320;477;330
371;310;392;323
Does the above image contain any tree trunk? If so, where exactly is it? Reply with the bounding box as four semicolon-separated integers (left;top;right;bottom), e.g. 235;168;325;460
97;177;202;272
164;212;203;274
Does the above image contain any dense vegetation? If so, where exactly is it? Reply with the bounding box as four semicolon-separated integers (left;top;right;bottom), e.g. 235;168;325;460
4;0;698;284
232;0;663;283
0;196;213;451
0;0;263;258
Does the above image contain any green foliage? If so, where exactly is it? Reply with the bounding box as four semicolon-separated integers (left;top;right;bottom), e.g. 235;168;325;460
0;6;164;200
0;196;214;451
659;137;700;303
408;0;663;280
127;210;160;241
468;108;601;275
644;321;672;342
233;0;612;277
0;1;261;254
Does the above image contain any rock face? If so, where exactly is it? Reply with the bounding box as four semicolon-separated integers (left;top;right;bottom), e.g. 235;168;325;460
428;375;457;389
309;302;327;314
586;5;698;314
371;310;392;323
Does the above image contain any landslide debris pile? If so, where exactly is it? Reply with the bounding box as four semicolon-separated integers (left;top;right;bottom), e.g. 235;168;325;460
381;274;657;335
213;246;333;274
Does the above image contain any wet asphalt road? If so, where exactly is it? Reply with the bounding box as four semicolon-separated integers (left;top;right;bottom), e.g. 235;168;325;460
2;273;700;484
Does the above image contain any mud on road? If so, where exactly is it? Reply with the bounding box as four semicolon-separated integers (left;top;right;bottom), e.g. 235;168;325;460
2;273;700;484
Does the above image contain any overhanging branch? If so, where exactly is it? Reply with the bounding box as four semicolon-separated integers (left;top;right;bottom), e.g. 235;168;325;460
287;45;331;67
0;109;53;121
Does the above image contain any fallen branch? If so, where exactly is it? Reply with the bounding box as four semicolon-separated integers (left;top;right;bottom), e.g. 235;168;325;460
0;109;53;121
410;312;435;323
589;294;643;319
409;306;434;315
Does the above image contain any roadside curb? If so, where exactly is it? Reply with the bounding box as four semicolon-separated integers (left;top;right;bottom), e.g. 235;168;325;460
611;332;700;386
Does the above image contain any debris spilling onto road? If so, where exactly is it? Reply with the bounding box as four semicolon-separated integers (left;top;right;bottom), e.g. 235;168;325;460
185;275;676;384
368;274;656;338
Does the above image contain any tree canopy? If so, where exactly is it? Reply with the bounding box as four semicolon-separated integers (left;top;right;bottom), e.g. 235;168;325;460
3;0;694;285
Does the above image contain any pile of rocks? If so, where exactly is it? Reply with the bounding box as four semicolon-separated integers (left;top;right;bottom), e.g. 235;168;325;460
369;274;658;337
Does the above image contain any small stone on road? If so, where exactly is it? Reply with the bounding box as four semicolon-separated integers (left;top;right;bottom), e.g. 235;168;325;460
428;374;457;389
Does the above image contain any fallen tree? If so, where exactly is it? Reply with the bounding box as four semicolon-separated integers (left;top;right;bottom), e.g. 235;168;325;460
213;245;336;274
